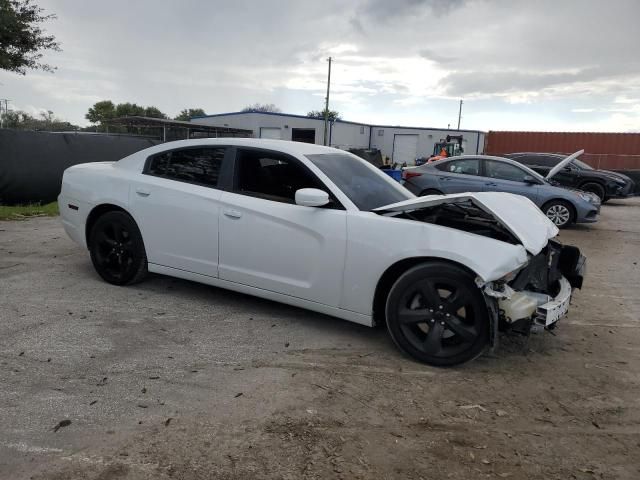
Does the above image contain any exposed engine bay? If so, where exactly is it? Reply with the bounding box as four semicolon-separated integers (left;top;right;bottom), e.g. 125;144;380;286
389;200;520;245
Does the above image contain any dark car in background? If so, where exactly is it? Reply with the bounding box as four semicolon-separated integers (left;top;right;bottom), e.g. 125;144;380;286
402;154;600;228
505;152;635;202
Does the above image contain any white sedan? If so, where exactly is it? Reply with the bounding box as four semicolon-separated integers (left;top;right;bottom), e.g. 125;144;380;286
59;138;585;366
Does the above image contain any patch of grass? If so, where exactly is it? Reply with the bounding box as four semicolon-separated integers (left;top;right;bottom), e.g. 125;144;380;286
0;202;59;221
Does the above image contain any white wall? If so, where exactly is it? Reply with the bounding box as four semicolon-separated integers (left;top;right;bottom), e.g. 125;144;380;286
192;113;485;163
369;126;486;165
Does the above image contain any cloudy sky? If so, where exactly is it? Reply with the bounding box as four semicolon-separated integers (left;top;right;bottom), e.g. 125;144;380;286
2;0;639;131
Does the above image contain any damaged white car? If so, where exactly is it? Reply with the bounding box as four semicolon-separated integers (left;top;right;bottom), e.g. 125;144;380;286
59;139;585;366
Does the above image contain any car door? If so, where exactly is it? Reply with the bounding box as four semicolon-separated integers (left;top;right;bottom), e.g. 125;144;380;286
218;147;348;307
482;159;540;203
129;146;230;277
433;158;485;193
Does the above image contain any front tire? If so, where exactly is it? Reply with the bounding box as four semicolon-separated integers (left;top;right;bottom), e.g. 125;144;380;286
542;200;575;228
385;262;490;366
580;182;605;202
89;211;148;285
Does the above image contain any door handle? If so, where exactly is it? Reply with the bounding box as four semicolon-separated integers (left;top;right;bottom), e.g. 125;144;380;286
135;188;151;197
223;209;242;219
485;182;498;187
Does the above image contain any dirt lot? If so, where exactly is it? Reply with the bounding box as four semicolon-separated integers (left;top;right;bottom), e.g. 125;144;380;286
1;199;639;480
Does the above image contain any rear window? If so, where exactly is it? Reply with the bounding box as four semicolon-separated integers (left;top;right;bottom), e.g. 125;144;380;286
146;147;225;187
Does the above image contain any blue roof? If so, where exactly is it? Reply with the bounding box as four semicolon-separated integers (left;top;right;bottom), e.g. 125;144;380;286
190;110;485;134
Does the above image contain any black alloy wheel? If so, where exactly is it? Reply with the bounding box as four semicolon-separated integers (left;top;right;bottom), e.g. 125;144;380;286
89;211;148;285
385;262;489;366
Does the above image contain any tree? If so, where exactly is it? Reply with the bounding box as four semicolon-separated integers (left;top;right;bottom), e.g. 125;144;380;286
143;106;167;119
114;102;146;118
174;108;206;121
0;0;61;74
1;109;78;131
85;100;116;124
241;103;281;113
307;109;341;122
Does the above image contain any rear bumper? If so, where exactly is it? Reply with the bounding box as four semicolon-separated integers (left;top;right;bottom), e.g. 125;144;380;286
58;193;89;248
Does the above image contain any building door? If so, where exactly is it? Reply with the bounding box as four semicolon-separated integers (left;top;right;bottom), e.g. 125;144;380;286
393;134;419;165
291;128;316;144
259;127;282;139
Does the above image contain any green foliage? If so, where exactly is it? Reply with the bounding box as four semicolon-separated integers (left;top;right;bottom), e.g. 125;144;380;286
307;109;341;122
0;201;58;220
84;100;168;132
0;0;60;74
143;106;167;119
174;108;206;121
1;109;79;131
85;100;115;124
241;103;281;113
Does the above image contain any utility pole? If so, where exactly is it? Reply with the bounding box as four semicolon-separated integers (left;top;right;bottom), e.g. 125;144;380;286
457;99;463;130
323;56;332;146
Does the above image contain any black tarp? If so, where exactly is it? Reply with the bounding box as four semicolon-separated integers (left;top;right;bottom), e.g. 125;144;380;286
0;130;160;204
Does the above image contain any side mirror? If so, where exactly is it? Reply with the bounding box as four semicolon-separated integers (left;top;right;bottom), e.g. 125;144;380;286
523;175;540;185
295;188;330;207
563;166;572;172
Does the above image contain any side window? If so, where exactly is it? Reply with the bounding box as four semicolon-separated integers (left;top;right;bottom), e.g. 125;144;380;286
146;147;225;188
485;160;528;182
436;158;480;176
234;149;324;204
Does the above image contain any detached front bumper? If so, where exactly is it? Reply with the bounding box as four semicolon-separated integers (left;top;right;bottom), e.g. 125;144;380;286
533;276;572;327
488;244;586;333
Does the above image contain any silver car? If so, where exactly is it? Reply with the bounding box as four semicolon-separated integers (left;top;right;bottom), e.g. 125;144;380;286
402;153;600;228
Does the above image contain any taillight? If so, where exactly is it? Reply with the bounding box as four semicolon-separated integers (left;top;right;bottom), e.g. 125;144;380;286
402;170;422;180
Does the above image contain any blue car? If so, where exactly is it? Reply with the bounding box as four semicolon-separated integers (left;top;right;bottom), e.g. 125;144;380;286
402;154;600;228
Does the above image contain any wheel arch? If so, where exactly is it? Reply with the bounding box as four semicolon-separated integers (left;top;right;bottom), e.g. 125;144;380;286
372;256;480;327
85;203;129;247
578;179;606;190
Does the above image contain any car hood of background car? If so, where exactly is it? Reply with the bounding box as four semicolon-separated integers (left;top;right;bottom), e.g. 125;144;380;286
546;150;585;180
374;192;559;255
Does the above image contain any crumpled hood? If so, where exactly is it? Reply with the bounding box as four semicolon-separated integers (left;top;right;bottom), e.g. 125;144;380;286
374;191;559;255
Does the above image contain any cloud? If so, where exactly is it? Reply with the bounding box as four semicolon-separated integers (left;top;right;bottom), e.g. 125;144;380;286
2;0;638;132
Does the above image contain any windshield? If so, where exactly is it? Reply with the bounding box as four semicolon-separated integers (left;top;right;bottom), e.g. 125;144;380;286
306;153;413;210
573;158;593;170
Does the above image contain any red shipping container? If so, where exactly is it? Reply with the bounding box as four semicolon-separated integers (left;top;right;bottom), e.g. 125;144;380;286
485;131;640;170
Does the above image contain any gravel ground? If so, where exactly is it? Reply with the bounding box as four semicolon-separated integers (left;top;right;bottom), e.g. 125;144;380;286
1;199;639;480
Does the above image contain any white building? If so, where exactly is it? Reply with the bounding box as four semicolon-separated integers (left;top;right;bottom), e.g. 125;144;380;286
191;111;486;165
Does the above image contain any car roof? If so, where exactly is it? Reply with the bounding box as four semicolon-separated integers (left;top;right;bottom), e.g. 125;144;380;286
432;154;523;166
506;152;566;158
115;138;346;171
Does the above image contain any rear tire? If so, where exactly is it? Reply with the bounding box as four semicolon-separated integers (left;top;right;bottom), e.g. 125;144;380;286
420;189;444;196
580;182;605;202
542;199;575;228
385;262;490;366
89;211;148;285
